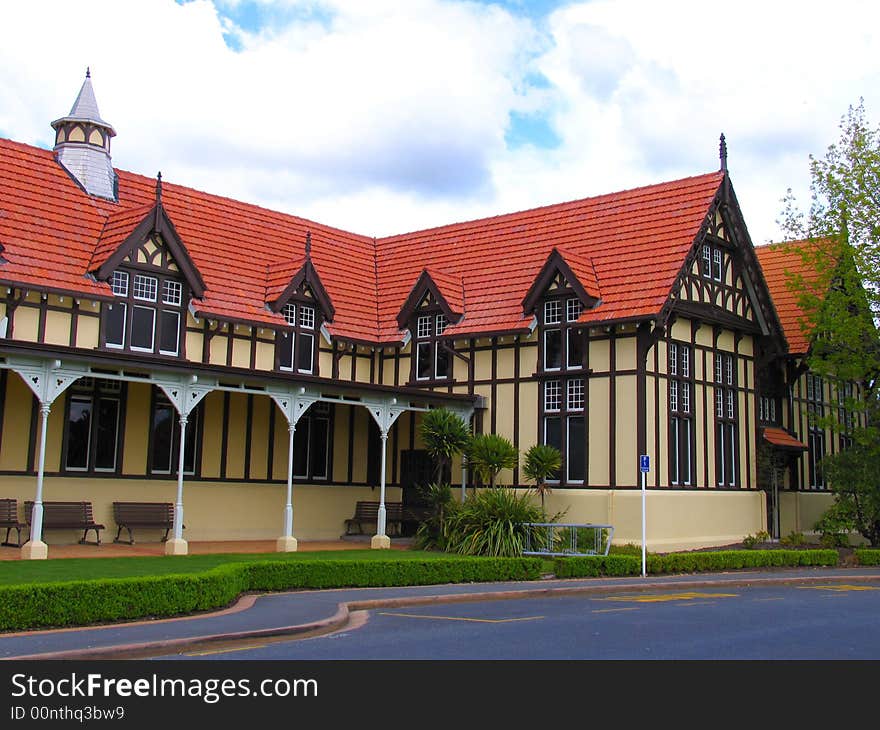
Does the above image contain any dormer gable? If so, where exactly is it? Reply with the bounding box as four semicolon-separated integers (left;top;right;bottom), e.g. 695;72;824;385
396;267;464;330
91;180;206;299
521;247;601;318
266;234;335;322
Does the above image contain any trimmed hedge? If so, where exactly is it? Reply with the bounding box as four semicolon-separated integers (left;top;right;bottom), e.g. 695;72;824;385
554;549;840;579
0;557;542;633
855;549;880;565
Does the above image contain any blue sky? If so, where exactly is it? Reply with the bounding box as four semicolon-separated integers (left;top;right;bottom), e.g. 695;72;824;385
2;0;880;244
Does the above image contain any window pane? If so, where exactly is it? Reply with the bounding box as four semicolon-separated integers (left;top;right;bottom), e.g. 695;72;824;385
133;274;158;301
544;381;561;411
567;416;585;482
278;331;293;370
311;418;329;479
66;396;92;470
670;417;679;485
151;402;174;473
293;418;311;477
544;300;561;325
567;379;584;411
713;248;723;281
435;342;449;378
131;306;156;351
159;310;180;355
544;417;561;480
669;343;678;375
544;329;562;369
297;332;314;373
282;304;296;326
417;315;432;338
416;342;432;379
682;419;692;485
702;245;712;277
566;298;582;322
184;411;198;475
110;270;129;296
567;329;584;369
300;305;315;329
94;397;119;470
162;280;182;306
105;302;126;347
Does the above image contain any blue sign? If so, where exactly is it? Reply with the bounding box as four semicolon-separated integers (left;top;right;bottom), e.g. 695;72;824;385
639;454;650;473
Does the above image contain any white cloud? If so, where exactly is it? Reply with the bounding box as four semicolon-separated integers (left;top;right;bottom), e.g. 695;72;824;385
1;0;879;244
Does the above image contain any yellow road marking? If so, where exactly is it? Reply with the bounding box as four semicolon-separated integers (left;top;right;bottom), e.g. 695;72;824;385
591;607;641;614
753;597;786;602
596;592;738;603
378;612;543;624
799;585;880;592
185;643;269;657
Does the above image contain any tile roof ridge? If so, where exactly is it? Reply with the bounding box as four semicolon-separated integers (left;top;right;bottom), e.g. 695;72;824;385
375;170;725;242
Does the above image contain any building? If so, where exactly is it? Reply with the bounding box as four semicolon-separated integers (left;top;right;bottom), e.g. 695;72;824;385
0;73;844;558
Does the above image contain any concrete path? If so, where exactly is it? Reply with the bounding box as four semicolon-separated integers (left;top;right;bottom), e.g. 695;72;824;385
3;565;879;660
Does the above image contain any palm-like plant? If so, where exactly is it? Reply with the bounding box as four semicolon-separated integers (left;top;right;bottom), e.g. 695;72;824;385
522;443;562;514
418;408;472;483
467;433;518;488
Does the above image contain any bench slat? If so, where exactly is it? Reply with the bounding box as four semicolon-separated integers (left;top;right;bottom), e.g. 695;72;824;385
23;501;104;545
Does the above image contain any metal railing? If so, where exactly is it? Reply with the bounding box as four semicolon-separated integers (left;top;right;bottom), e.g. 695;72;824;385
522;523;614;557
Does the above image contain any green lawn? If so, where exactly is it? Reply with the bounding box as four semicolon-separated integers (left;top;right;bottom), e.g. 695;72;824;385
0;549;462;586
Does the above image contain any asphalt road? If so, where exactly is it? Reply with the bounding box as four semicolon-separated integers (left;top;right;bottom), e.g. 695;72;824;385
165;582;880;660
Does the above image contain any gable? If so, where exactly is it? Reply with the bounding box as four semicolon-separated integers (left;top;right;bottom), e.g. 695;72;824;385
396;268;464;330
664;180;785;350
521;247;601;318
94;203;206;298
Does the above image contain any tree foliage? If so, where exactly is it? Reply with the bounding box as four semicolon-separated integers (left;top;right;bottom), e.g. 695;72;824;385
778;100;880;545
467;433;518;488
418;408;472;483
522;443;562;514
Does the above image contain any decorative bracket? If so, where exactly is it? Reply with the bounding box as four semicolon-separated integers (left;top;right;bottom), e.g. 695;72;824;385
156;374;217;418
268;385;321;428
4;356;89;405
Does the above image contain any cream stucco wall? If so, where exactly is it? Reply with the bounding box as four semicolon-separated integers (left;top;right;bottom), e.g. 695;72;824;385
0;475;403;542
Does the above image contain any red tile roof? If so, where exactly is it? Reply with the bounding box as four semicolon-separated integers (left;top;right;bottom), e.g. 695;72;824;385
376;173;724;340
762;426;807;450
1;136;725;345
754;239;828;355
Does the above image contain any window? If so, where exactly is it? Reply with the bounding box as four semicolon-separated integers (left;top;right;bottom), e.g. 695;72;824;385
150;389;199;475
668;341;692;486
715;352;737;487
277;302;318;375
759;396;777;424
293;402;331;480
543;377;585;483
701;244;723;282
104;267;185;356
63;378;123;473
542;296;584;371
411;309;451;382
806;373;825;488
837;381;855;450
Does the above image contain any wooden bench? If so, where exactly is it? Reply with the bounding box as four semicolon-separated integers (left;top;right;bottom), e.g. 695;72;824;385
1;498;27;547
24;501;105;545
345;501;403;536
112;501;179;544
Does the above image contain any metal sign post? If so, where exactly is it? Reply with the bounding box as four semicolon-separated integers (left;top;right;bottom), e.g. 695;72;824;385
639;454;650;578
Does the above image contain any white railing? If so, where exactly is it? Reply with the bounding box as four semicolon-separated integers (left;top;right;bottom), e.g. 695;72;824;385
522;523;614;557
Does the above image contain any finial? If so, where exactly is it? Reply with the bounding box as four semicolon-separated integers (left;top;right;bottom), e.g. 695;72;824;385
155;171;163;202
719;133;728;173
86;67;91;79
305;230;312;258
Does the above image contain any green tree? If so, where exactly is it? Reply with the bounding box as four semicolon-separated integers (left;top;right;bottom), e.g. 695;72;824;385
467;433;518;489
522;443;562;515
418;408;472;483
779;100;880;546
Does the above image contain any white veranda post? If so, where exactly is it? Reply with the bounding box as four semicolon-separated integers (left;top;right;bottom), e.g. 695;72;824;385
7;358;83;560
159;377;213;556
269;389;316;552
365;398;406;550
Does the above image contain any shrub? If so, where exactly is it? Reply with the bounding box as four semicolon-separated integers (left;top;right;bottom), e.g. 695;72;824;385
444;487;544;557
855;549;880;565
467;434;519;488
742;530;770;549
413;482;457;550
814;506;853;548
0;557;542;633
553;549;839;578
780;531;806;547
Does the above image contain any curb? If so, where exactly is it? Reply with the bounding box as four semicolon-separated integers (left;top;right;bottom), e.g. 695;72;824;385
5;570;880;660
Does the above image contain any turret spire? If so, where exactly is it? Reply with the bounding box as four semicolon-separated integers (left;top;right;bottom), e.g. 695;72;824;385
51;70;118;200
719;133;728;173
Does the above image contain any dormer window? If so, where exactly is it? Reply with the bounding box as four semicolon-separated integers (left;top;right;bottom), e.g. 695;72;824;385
278;301;318;375
103;267;185;356
702;244;723;282
413;311;450;382
541;296;584;371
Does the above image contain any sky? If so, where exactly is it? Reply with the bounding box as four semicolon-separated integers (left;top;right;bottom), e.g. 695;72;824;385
1;0;879;246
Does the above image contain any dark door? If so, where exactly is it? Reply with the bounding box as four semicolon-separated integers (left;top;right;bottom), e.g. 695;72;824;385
399;449;435;536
